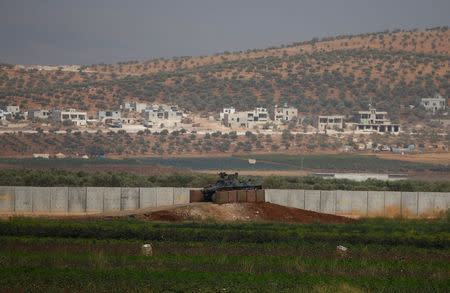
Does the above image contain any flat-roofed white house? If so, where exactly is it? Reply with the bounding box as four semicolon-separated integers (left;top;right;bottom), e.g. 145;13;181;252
121;101;147;113
274;104;298;121
220;107;236;120
52;109;87;126
223;107;269;128
28;109;50;120
318;115;344;131
421;93;447;114
355;107;399;134
143;104;184;127
0;105;20;114
98;110;121;122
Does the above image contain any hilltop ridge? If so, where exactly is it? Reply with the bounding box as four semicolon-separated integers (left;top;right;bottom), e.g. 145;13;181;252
0;27;448;119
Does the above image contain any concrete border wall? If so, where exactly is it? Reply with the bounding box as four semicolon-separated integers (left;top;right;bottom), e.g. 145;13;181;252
0;187;448;218
121;188;140;211
140;188;157;208
0;186;15;212
267;189;449;218
50;187;68;213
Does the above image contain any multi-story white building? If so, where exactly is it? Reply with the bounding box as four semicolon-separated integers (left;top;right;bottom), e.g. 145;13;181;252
143;104;184;127
0;105;20;114
28;109;50;120
98;110;121;122
121;101;147;113
274;104;298;121
318;115;344;131
223;107;269;128
355;107;399;133
52;109;87;126
219;107;236;120
421;93;447;114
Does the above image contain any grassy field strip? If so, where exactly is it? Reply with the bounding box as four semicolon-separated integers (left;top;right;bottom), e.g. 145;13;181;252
0;250;448;281
234;154;450;172
1;219;448;248
1;236;448;262
0;265;447;292
1;218;448;292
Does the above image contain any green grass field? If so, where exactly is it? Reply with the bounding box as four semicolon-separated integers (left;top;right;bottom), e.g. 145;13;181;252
1;154;449;173
0;217;448;292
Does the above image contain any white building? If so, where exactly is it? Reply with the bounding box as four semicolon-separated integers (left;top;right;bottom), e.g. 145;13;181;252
318;115;344;131
0;110;6;120
121;101;147;113
1;105;20;114
98;110;121;122
274;104;298;121
355;107;399;133
223;107;269;128
52;109;87;126
220;107;236;120
143;104;184;127
33;153;50;159
28;109;50;120
421;93;447;114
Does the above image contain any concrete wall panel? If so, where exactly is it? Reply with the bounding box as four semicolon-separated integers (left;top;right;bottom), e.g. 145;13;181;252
286;190;304;209
305;190;320;212
0;186;15;211
14;187;32;212
32;187;51;212
336;190;352;215
156;187;174;206
140;188;157;208
86;187;105;212
433;193;449;214
270;189;288;206
121;188;140;210
103;188;121;211
320;190;336;214
402;192;418;218
50;187;68;213
264;189;276;203
350;191;368;216
417;192;435;218
384;191;401;217
68;187;86;213
173;188;190;205
367;191;385;217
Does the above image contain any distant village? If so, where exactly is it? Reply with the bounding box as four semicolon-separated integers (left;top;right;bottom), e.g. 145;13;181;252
0;93;447;158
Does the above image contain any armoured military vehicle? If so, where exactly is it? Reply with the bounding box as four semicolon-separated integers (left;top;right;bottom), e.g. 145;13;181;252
201;172;262;201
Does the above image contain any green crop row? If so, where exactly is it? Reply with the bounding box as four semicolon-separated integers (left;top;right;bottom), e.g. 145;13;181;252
1;235;448;262
1;265;447;292
0;250;448;281
1;218;448;292
235;153;450;172
1;218;449;248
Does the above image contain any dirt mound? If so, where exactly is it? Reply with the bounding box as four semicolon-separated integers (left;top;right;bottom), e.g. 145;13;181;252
132;202;354;224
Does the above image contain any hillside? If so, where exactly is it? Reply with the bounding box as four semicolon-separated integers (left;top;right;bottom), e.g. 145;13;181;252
0;27;449;121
